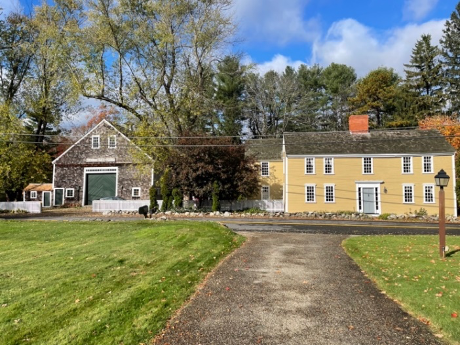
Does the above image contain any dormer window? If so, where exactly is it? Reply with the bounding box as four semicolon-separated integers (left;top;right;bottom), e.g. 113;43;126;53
92;135;100;149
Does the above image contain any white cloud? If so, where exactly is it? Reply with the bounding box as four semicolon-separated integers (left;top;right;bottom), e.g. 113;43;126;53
403;0;439;21
249;54;306;75
0;0;22;16
312;18;446;77
232;0;320;45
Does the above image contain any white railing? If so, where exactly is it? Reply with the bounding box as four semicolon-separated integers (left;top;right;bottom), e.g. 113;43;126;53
183;199;284;212
92;200;163;212
0;201;42;214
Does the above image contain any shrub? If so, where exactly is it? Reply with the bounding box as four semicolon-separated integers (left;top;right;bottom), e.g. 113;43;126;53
149;185;159;211
172;188;183;209
212;181;220;212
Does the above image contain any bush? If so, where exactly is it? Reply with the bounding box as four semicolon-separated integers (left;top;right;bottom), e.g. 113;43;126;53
378;213;392;220
242;207;264;214
149;185;159;211
212;181;220;212
172;188;183;209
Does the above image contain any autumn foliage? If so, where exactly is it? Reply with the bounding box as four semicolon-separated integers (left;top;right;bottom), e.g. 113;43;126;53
419;115;460;150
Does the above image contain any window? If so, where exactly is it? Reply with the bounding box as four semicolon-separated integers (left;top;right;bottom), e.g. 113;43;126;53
402;156;413;174
92;135;100;149
403;184;414;203
108;135;116;149
132;187;141;198
261;162;269;176
305;157;315;174
65;188;75;198
30;191;37;199
423;156;433;173
261;186;270;200
363;157;373;174
324;184;335;203
424;184;435;203
324;157;334;174
305;184;316;203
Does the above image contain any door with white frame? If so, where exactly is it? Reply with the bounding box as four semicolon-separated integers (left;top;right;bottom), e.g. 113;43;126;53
356;183;381;215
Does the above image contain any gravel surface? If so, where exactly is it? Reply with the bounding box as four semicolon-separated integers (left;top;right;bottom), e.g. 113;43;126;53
154;232;442;345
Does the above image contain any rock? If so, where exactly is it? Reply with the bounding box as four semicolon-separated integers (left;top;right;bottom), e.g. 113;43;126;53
224;211;231;217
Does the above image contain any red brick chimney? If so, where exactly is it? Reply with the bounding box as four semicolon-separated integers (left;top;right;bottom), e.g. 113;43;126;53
349;115;369;134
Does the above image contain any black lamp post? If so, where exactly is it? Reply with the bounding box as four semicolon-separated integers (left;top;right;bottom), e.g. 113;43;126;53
435;169;450;259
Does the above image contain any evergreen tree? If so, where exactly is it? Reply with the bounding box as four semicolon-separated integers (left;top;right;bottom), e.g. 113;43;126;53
441;2;460;114
214;55;246;138
404;34;444;117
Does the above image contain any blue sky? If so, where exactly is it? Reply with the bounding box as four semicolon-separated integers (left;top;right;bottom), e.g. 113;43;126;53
1;0;459;78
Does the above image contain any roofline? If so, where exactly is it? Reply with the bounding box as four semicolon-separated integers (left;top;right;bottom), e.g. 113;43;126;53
52;119;153;164
286;152;456;158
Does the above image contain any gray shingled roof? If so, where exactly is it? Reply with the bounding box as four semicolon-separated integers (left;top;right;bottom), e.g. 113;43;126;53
284;129;455;156
245;138;283;161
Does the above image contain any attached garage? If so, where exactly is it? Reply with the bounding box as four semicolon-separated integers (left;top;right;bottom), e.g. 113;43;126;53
84;168;118;205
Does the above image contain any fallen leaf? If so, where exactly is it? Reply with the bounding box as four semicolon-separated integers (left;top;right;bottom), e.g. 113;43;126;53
75;299;80;303
435;292;443;297
452;312;458;318
434;334;443;338
348;325;355;331
225;287;230;291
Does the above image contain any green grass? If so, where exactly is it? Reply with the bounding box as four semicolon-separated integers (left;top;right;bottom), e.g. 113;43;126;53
0;220;244;345
343;235;460;344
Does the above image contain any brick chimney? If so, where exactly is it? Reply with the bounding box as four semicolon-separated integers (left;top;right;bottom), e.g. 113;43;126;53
349;115;369;134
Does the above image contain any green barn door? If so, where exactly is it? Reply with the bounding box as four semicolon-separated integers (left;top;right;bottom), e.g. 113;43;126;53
85;173;116;205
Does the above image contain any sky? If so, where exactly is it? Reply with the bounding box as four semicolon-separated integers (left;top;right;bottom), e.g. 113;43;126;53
1;0;459;78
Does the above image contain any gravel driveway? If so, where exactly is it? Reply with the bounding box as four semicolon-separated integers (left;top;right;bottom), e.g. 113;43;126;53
154;232;442;345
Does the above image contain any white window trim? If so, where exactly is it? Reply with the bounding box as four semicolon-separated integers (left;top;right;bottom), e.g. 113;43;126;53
402;156;413;174
30;191;37;199
402;184;414;204
132;187;141;198
92;135;100;149
323;157;334;175
305;157;315;175
362;157;373;174
66;188;75;198
324;184;335;203
422;156;433;174
261;162;269;177
305;184;316;203
423;184;436;204
108;135;117;149
261;185;270;200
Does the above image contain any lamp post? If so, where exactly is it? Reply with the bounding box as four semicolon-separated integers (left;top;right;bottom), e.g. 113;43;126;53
435;169;450;259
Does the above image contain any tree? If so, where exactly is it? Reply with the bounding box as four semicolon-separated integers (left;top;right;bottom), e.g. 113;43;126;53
0;12;34;112
321;63;357;130
441;2;460;114
22;3;80;149
214;55;246;138
288;64;325;132
0;105;51;201
246;67;300;137
166;135;259;203
54;0;235;136
349;67;400;127
404;34;444;117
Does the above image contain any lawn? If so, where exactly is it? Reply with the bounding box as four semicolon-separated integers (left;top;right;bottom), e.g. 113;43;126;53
0;220;244;345
343;235;460;344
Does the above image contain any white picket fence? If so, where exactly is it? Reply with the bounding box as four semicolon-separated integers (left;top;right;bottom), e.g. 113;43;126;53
0;201;42;214
92;200;163;212
183;199;284;212
92;199;284;213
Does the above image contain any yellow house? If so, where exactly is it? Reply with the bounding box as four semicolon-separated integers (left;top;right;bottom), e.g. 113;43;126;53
283;115;457;216
246;138;284;200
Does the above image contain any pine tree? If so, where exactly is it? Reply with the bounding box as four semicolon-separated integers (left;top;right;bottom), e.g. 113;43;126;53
441;2;460;114
404;34;444;117
214;55;246;138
